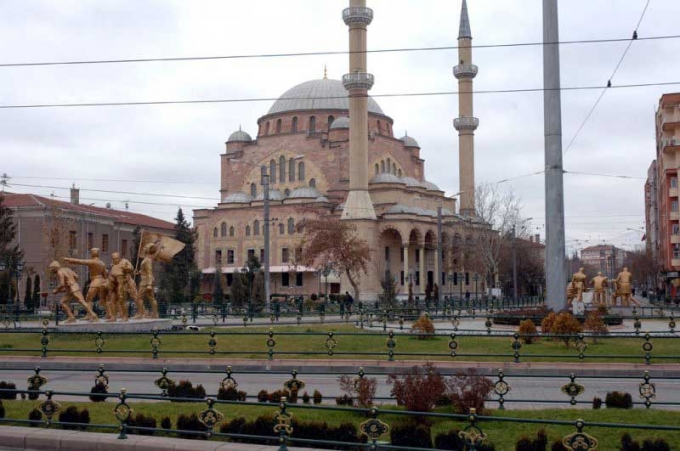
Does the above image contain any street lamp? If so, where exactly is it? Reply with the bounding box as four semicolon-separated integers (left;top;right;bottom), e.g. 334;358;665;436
474;273;479;301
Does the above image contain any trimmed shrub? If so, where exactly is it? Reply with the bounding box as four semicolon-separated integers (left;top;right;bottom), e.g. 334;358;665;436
89;381;108;403
390;422;433;449
605;391;633;409
446;369;495;415
551;312;583;347
313;389;323;404
435;428;496;451
516;430;547;451
621;433;641;451
551;440;569;451
584;310;609;342
411;313;435;339
289;387;299;404
160;416;172;430
335;394;354;406
220;415;277;446
167;380;206;402
176;413;206;439
540;312;557;334
217;386;247;402
58;406;90;430
257;389;268;403
0;381;17;400
642;438;671;451
128;412;157;436
519;319;538;344
388;362;447;413
28;408;42;426
302;391;310;404
592;396;602;409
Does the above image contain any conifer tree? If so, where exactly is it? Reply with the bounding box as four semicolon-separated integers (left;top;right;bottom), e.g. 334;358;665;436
213;274;225;305
0;193;23;305
32;274;41;309
24;275;32;307
160;208;198;304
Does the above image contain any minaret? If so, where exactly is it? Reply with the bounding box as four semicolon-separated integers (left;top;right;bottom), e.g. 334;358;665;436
341;0;377;220
453;0;478;216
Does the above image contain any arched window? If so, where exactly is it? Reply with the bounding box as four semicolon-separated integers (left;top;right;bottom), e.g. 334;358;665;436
298;162;305;181
221;222;227;237
392;163;397;175
254;220;260;236
309;116;316;133
284;188;291;197
279;223;284;235
213;227;218;238
288;218;295;235
291;116;298;132
386;158;391;170
250;183;257;198
279;156;286;182
377;120;382;135
309;178;316;188
328;115;335;131
270;160;277;184
229;226;235;236
265;122;270;135
375;164;379;174
276;119;282;134
381;161;385;173
258;124;262;136
289;158;296;182
397;169;402;177
245;225;251;236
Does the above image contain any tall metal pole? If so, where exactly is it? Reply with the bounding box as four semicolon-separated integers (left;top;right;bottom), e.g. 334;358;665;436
512;225;518;300
543;0;566;311
437;206;443;289
261;166;271;312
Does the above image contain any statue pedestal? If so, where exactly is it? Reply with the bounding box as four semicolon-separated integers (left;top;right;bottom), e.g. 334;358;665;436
56;318;173;333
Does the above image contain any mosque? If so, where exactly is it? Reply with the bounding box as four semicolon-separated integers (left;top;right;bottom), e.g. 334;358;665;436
193;0;488;300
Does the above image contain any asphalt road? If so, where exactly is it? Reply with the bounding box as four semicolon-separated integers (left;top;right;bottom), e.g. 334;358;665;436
2;370;679;410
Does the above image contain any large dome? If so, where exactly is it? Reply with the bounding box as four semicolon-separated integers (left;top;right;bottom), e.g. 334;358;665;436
267;79;385;116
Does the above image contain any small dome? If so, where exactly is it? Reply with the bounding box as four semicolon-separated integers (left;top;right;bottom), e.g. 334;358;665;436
370;173;404;184
223;191;252;204
400;134;420;148
288;186;322;199
315;195;330;203
228;128;252;143
254;189;284;202
423;180;441;191
330;116;350;129
399;177;422;188
335;202;345;211
386;204;411;214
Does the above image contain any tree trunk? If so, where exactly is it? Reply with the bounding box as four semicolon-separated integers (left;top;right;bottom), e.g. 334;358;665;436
345;268;360;301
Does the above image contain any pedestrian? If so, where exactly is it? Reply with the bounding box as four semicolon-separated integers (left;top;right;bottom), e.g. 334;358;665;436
345;291;354;313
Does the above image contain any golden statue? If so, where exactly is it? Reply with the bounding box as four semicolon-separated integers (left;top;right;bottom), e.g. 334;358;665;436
615;267;633;307
566;283;575;307
137;243;159;318
590;272;608;307
49;261;98;323
571;267;588;302
62;248;107;318
108;252;140;322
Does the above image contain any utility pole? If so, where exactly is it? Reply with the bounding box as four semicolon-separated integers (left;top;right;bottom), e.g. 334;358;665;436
512;225;518;300
261;165;271;311
543;0;566;311
437;206;443;289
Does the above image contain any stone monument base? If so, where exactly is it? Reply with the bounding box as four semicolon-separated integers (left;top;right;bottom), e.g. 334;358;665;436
57;318;173;333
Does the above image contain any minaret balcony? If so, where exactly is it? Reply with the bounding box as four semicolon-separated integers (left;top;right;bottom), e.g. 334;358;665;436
453;64;478;79
343;7;373;26
343;72;375;91
454;116;479;131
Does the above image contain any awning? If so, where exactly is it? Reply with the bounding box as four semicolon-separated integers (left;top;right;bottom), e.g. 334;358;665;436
204;266;320;274
201;267;216;275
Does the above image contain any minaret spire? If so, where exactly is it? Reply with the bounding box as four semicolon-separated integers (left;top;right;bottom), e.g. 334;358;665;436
453;0;478;216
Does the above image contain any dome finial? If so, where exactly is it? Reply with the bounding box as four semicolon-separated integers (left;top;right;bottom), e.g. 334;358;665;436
324;64;328;79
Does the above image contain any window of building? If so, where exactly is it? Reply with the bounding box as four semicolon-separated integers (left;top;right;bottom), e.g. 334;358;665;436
400;270;404;286
270;160;277;184
260;249;265;263
328;115;335;131
282;248;290;263
279;223;284;235
227;249;235;264
282;272;290;287
392;164;396;175
284;188;290;197
415;271;420;286
254;220;260;236
298;162;305;181
415;249;420;264
265;121;270;135
401;247;405;262
246;225;251;236
226;274;233;287
250;183;257;198
87;232;93;250
289;158;296;181
673;201;679;212
102;234;109;252
288;218;295;234
213;227;218;238
292;116;298;132
215;250;222;266
381;161;385;173
121;239;128;258
296;272;303;287
441;272;446;286
221;222;227;237
247;248;255;261
453;273;458;285
276;119;282;134
387;158;391;171
672;177;678;188
280;155;286;182
68;231;77;250
377;120;382;135
229;226;235;237
295;247;302;262
375;164;379;175
674;244;680;259
309;178;316;188
398;169;402;177
673;224;680;235
465;272;470;285
384;246;390;261
309;116;316;133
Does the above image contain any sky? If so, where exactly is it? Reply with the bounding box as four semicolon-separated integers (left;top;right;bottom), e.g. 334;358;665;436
1;0;678;255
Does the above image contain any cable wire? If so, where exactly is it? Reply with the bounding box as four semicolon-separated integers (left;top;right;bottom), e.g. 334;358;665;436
9;182;219;202
564;170;645;181
1;34;677;68
2;81;678;110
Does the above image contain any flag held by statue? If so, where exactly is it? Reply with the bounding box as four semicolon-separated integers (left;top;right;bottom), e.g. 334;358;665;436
139;230;185;263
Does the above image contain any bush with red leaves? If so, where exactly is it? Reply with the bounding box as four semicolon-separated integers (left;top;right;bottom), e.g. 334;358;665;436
387;362;447;412
445;369;494;415
338;375;377;407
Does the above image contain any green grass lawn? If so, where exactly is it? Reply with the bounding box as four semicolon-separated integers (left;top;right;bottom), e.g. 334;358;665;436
0;324;678;363
1;399;678;451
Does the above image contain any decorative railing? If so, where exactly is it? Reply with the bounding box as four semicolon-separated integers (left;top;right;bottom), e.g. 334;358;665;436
342;72;375;91
342;6;373;26
454;116;480;131
453;64;479;79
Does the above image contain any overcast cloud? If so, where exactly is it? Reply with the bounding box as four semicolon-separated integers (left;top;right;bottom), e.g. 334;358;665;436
1;0;678;254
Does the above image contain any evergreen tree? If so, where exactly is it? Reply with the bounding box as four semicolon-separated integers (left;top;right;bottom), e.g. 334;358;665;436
213;274;225;305
230;273;247;308
160;208;198;304
0;193;23;305
24;274;32;307
380;269;399;309
252;270;265;306
32;274;41;309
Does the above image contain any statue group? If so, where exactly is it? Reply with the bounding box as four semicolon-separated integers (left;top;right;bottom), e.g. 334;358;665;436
567;266;635;308
49;243;160;323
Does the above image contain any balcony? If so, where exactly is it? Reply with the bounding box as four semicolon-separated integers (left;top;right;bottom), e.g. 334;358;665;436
672;259;680;268
662;137;680;150
453;64;478;79
670;187;678;197
342;7;373;26
671;211;680;221
453;116;479;131
342;72;375;91
672;235;680;244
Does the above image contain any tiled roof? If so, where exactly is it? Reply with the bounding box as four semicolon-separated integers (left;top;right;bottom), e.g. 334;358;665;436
2;192;175;230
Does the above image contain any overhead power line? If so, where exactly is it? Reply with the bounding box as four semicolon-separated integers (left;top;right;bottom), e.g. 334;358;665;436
9;175;215;185
1;34;677;68
563;0;652;156
9;182;219;202
564;170;645;181
1;81;679;110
